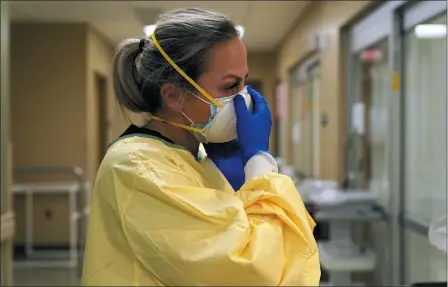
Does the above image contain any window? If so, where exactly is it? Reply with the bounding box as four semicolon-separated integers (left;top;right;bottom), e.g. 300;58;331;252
352;39;391;210
404;13;447;223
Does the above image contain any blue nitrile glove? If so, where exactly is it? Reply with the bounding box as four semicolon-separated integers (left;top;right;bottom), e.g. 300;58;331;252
204;140;245;191
234;86;272;166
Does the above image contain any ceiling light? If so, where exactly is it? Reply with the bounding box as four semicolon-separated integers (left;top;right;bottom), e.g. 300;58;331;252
414;24;446;39
236;25;245;39
143;25;157;37
143;24;245;39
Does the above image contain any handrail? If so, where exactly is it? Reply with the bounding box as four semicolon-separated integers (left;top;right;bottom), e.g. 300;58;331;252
400;213;430;236
13;165;89;247
13;164;89;219
14;165;85;183
12;164;90;272
381;210;431;236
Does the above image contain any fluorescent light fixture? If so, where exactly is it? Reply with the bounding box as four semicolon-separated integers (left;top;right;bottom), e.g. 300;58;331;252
143;24;157;37
414;24;446;39
236;25;245;39
143;24;246;39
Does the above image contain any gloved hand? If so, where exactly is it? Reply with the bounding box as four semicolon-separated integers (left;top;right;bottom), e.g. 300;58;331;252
234;86;272;166
203;140;245;191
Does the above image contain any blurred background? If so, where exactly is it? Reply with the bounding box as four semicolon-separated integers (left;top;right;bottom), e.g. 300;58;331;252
0;1;446;286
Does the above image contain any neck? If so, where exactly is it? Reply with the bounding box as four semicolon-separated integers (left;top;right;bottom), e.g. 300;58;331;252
144;119;200;155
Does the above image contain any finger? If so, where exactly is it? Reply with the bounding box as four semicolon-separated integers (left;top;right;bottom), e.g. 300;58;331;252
233;94;250;119
247;85;268;114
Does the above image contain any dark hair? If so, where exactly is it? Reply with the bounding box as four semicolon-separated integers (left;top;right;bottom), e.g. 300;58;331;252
113;8;240;114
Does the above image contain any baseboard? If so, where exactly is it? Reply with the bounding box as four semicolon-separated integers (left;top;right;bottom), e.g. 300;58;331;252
14;244;84;257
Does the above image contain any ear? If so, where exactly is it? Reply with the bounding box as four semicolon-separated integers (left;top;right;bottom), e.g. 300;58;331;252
160;83;184;112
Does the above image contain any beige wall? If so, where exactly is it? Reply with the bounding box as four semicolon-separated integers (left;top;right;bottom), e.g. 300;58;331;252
275;1;370;182
11;23;115;245
11;23;87;174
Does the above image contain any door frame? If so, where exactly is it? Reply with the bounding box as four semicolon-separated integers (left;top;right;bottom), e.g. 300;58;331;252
94;72;109;168
0;2;14;286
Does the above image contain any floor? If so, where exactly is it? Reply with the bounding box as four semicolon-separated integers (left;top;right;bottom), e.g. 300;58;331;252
13;268;80;286
12;247;82;286
13;268;327;286
12;247;328;286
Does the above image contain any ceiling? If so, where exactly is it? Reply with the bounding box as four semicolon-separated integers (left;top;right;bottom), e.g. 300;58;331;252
9;1;310;51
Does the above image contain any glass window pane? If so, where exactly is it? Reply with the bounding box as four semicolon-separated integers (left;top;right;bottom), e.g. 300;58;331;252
366;40;391;211
404;13;447;223
352;39;391;210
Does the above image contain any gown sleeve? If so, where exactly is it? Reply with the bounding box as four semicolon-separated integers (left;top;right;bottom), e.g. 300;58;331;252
118;154;320;286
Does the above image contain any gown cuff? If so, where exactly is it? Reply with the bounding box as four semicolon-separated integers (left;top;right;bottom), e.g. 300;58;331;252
244;152;278;182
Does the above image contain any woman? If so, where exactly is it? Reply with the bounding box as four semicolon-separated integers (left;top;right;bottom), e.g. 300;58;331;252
82;8;320;286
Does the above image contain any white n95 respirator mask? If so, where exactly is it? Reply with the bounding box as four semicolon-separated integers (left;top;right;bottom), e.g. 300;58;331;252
183;86;253;143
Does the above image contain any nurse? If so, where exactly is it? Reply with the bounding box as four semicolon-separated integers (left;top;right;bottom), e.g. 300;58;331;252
82;7;320;286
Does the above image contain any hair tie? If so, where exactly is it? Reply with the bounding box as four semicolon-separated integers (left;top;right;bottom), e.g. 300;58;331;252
138;38;146;53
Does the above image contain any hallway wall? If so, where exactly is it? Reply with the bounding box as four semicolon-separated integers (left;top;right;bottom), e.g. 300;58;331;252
11;23;115;245
275;1;370;181
11;23;87;245
11;23;87;179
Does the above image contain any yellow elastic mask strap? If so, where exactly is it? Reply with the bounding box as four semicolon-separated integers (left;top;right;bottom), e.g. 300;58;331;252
149;114;206;134
151;33;223;108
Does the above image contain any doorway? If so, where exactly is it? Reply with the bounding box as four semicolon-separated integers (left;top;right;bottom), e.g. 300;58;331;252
94;73;108;167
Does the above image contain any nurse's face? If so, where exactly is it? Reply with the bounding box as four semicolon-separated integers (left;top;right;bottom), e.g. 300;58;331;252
182;37;248;124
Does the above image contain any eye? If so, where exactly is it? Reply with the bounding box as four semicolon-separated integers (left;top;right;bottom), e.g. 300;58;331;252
224;82;240;93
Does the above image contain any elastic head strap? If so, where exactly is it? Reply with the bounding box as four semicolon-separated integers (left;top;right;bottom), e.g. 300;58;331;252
151;32;222;108
149;114;206;134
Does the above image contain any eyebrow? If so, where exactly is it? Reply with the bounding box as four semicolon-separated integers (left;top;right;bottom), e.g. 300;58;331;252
222;73;249;81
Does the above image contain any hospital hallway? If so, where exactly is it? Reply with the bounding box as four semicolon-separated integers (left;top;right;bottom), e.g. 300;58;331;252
0;1;447;286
